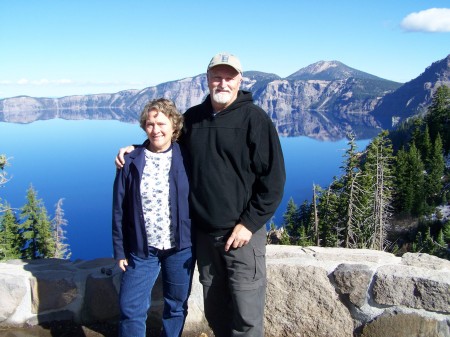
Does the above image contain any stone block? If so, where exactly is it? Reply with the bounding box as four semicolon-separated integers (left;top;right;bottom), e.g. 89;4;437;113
372;264;450;313
333;263;373;308
265;264;354;337
30;271;78;314
0;274;27;322
82;273;120;323
360;312;450;337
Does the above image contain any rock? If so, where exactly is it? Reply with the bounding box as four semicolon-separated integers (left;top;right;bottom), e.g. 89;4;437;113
401;252;450;270
360;311;450;337
81;273;120;323
265;264;354;337
0;274;27;322
1;247;449;336
333;263;373;308
30;271;78;313
372;264;450;312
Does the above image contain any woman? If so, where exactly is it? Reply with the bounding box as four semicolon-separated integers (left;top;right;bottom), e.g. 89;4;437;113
112;98;193;337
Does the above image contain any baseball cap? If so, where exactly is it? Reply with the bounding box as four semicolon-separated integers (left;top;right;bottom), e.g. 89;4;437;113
207;52;242;74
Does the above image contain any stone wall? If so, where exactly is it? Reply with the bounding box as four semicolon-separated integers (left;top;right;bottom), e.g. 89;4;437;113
0;246;449;337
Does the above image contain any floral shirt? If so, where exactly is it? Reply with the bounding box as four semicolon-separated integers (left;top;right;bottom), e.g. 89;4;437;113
140;148;174;249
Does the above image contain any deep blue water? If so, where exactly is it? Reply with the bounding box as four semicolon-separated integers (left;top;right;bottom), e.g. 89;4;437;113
1;119;370;260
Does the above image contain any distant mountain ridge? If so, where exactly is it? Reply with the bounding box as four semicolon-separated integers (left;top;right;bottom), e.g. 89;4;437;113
371;55;450;129
287;60;384;81
1;55;449;140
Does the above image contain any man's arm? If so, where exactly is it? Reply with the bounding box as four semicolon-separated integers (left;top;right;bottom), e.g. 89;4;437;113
115;145;136;168
239;113;286;233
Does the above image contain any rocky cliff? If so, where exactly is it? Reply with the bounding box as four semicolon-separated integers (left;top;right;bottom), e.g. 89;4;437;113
0;61;401;141
371;54;450;129
1;56;449;140
1;246;449;337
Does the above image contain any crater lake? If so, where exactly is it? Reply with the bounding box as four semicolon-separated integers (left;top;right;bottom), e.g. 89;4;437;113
1;119;371;260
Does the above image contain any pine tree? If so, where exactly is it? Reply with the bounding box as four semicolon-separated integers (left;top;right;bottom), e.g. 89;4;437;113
340;133;366;248
426;85;450;154
393;147;413;215
20;186;56;259
425;133;445;206
0;204;21;260
297;225;312;246
408;144;427;216
299;200;313;245
283;198;299;241
51;198;71;259
362;130;395;250
0;155;9;188
443;221;450;243
312;184;320;246
420;125;433;171
394;144;426;217
317;182;341;247
279;228;291;245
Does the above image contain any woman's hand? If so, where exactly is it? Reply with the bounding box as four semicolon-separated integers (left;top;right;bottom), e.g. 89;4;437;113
118;259;128;272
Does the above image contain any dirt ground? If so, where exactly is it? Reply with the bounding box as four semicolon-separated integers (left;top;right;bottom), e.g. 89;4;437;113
0;322;120;337
0;322;211;337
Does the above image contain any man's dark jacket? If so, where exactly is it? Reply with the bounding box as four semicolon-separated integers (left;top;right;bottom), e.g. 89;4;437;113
180;90;286;236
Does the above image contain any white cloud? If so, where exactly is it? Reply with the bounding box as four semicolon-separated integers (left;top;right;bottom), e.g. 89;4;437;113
401;8;450;32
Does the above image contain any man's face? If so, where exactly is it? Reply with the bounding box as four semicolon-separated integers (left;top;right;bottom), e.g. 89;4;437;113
207;65;242;112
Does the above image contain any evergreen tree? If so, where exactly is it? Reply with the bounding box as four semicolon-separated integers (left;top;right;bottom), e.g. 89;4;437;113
425;133;445;206
283;198;299;241
298;200;313;244
297;225;312;246
339;133;366;248
0;204;21;260
394;144;426;217
312;184;320;246
420;125;433;171
362;130;395;250
51;198;71;259
393;148;413;215
317;182;341;247
408;144;427;216
411;118;425;152
443;221;450;243
426;85;450;154
0;155;9;188
20;186;55;259
279;228;291;245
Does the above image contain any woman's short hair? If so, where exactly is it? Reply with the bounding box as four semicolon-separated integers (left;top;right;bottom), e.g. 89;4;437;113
139;98;183;141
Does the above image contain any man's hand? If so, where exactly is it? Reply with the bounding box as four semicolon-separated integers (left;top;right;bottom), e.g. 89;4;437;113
225;224;252;252
115;145;135;169
118;259;128;272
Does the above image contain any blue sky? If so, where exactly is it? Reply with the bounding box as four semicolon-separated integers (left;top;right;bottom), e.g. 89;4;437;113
0;1;449;99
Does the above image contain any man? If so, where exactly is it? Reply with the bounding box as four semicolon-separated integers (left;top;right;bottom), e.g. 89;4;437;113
117;52;285;337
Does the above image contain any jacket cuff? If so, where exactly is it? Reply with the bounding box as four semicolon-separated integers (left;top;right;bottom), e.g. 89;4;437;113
239;214;262;234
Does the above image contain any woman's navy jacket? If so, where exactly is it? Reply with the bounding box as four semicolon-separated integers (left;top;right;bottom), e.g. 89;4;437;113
112;142;192;260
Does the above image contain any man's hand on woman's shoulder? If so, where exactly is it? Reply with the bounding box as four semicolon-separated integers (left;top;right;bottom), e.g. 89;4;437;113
115;145;135;168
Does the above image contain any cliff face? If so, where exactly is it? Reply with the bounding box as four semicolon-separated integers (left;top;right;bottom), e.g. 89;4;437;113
1;246;449;337
0;61;401;141
371;54;450;128
1;55;449;140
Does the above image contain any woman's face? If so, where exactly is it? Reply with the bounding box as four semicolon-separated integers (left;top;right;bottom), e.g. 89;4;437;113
144;109;174;152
